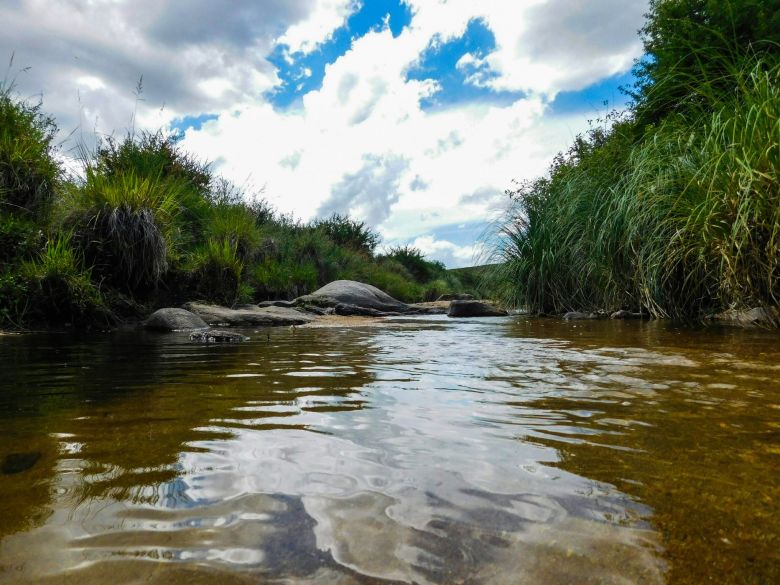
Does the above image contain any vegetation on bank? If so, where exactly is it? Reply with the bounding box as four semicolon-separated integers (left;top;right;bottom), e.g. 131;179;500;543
490;0;780;324
0;90;467;329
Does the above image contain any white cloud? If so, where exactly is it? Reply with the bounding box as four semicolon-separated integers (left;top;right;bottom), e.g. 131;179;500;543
408;235;481;268
277;0;357;54
1;0;648;266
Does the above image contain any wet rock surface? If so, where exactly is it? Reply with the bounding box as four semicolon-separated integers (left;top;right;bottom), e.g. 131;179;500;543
144;308;208;331
189;330;249;343
448;300;508;317
183;303;314;327
296;280;409;314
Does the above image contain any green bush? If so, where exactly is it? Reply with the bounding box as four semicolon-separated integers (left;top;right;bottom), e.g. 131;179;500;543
312;213;380;255
62;169;191;294
0;83;60;219
186;237;244;305
20;234;106;326
0;214;43;266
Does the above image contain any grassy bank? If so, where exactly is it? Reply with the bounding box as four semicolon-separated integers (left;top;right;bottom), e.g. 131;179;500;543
489;0;780;324
0;89;468;330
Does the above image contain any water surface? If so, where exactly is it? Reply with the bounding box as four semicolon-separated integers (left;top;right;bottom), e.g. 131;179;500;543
0;317;778;584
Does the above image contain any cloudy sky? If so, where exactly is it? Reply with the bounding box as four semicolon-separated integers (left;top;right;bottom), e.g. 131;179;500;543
1;0;647;267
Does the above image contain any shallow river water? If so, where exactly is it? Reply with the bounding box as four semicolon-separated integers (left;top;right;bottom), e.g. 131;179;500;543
0;316;778;584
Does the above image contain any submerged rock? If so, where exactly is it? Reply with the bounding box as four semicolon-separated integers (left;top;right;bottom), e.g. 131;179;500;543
190;330;249;343
2;452;41;475
144;308;208;331
447;300;508;317
296;280;409;314
184;303;314;327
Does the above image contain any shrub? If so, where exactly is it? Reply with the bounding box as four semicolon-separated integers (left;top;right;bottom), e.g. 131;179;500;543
186;237;244;305
62;169;191;294
20;233;106;325
0;214;43;266
380;245;447;283
312;213;380;255
0;82;60;218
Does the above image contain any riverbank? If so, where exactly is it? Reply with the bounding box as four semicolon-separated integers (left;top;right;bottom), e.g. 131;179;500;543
1;89;474;331
487;3;779;326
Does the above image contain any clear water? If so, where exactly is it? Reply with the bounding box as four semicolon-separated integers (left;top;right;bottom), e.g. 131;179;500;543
0;316;778;584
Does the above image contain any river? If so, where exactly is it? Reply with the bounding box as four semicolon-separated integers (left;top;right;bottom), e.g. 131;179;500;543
0;316;778;584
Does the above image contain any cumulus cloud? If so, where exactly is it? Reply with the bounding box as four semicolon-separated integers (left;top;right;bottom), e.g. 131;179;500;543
408;235;481;269
317;154;408;225
0;0;648;266
0;0;351;139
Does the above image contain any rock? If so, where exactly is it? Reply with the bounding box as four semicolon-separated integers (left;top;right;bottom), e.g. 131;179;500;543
407;302;448;315
144;308;208;331
712;307;778;326
2;452;41;475
296;280;409;313
447;300;508;317
436;293;474;301
256;300;296;308
183;303;314;327
563;311;602;320
190;330;249;343
334;303;397;317
610;310;646;320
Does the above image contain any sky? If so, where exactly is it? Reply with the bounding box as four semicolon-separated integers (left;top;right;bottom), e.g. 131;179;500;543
0;0;648;267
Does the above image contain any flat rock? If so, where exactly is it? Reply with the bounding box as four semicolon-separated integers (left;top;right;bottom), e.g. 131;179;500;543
144;308;208;331
184;302;314;327
334;303;398;317
190;330;249;343
256;300;296;308
448;300;508;317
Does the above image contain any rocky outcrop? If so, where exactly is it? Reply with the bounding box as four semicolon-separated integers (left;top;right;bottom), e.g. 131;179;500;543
183;303;314;327
144;308;208;331
296;280;409;314
190;330;249;343
447;300;508;317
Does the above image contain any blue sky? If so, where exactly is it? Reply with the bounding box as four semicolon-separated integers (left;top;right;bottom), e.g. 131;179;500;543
1;0;647;267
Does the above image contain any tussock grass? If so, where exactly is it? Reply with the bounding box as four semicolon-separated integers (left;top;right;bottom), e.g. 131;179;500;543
491;57;779;322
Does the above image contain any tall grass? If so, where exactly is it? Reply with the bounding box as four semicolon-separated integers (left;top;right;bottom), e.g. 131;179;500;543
0;80;60;219
491;56;779;322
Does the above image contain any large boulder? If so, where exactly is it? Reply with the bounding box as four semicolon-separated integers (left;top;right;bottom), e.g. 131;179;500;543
144;308;208;331
183;303;314;327
296;280;409;314
447;300;508;317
